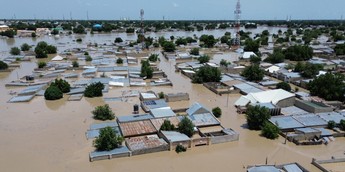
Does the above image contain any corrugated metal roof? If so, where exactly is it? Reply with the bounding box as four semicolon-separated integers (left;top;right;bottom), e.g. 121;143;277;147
117;114;153;123
119;120;157;137
89;146;130;158
189;113;220;127
161;131;190;142
186;102;210;115
269;116;304;130
283;164;303;172
125;135;167;151
247;166;280;172
150;107;176;118
293;114;328;127
237;89;294;105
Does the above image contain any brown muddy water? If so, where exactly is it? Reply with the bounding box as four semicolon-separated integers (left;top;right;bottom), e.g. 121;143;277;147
1;33;345;172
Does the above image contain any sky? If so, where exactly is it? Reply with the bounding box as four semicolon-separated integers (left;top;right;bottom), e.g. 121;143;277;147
0;0;344;20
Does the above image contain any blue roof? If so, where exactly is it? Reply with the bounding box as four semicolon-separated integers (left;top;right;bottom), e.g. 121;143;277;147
90;122;119;130
283;164;303;172
293;114;328;127
233;83;263;95
117;114;153;123
93;24;102;28
318;112;345;123
269;116;304;130
89;146;130;158
186;102;210;115
161;131;190;142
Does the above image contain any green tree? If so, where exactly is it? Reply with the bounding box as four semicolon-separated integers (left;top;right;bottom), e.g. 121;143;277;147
148;54;159;62
220;35;230;44
244;39;260;53
85;55;92;61
0;29;15;38
114;37;123;43
51;78;71;93
10;47;20;55
199;35;216;48
0;61;8;70
308;73;345;101
300;63;323;78
175;145;187;153
94;127;123;151
37;61;46;68
190;48;200;56
31;32;36;38
73;25;86;34
72;61;79;67
250;55;261;64
21;43;31;51
92;104;115;120
84;82;105;98
264;48;285;64
198;55;210;64
327;120;336;129
44;86;63;100
241;64;264;82
245;105;271;130
276;82;291;92
140;60;153;79
212;107;222;118
220;59;231;67
178;117;195;137
339;120;345;131
116;58;123;64
46;45;57;54
261;121;280;139
162;41;176;52
160;120;176;131
284;45;313;61
158;91;165;99
192;66;222;83
35;47;47;58
175;37;187;46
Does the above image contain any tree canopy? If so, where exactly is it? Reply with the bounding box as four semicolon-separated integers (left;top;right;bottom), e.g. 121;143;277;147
21;43;31;51
162;41;176;52
140;60;153;79
308;73;345;101
261;121;280;139
276;82;291;92
160;120;176;131
190;48;200;56
198;55;210;64
244;39;260;53
84;82;105;98
178;117;195;137
10;47;20;55
283;45;313;61
245;105;271;130
199;34;216;48
94;126;123;151
51;78;71;93
212;107;222;118
264;48;285;64
241;64;264;82
192;66;222;83
92;104;115;121
44;86;63;100
0;61;9;70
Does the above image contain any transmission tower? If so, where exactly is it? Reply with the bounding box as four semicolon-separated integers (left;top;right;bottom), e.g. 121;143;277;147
140;9;145;50
233;0;241;46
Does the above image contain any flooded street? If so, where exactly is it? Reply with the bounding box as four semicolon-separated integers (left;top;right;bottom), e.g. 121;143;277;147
1;28;345;172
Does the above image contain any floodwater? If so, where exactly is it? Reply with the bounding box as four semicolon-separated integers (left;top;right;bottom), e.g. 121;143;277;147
1;27;345;172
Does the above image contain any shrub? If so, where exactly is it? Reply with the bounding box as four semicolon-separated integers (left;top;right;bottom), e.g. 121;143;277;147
44;86;63;100
84;82;105;98
212;107;222;118
116;58;123;64
261;121;280;139
92;104;115;120
178;116;195;137
175;145;187;153
51;78;70;93
94;126;123;151
37;61;46;68
76;38;82;42
220;59;231;67
10;47;21;55
158;92;164;99
160;120;176;131
114;37;123;43
84;51;89;55
0;61;9;70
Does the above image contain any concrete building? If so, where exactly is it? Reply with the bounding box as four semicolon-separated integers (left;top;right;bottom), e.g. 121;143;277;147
125;135;169;155
0;25;10;32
